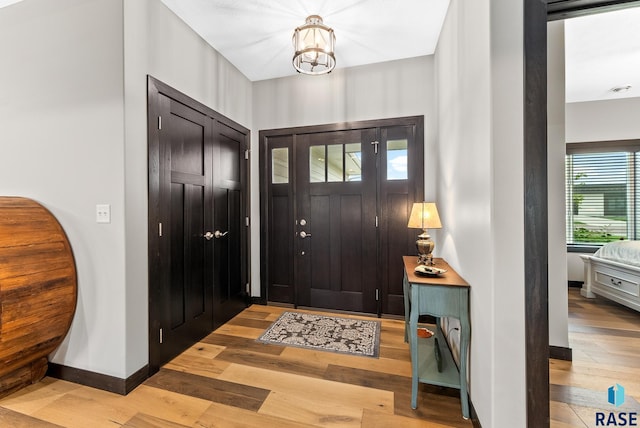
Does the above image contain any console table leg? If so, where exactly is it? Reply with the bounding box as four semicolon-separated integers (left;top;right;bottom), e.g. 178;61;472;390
460;309;471;419
409;293;419;409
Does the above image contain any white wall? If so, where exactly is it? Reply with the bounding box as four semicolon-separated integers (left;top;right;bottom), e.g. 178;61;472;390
489;0;526;424
0;0;253;380
548;21;570;349
566;97;640;142
435;0;526;426
123;0;253;376
0;0;127;377
489;1;527;423
251;56;437;295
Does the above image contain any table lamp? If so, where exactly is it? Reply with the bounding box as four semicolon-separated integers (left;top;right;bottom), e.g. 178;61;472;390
407;202;442;265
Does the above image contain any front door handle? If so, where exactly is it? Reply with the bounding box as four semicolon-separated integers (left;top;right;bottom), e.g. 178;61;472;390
204;231;214;240
214;230;229;239
299;231;311;239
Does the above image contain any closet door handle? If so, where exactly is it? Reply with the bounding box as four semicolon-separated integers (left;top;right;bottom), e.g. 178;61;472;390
214;230;229;239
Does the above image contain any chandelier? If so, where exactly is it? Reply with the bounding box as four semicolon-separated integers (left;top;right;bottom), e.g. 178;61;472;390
292;15;336;75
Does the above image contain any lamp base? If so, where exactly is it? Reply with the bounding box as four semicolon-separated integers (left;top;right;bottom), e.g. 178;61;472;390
416;231;435;265
417;253;434;266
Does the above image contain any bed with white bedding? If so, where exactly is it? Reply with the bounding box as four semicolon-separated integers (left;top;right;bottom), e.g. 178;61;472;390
580;240;640;312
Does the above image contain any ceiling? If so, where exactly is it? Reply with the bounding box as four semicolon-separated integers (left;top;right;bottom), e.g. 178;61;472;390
1;0;638;102
158;0;450;82
564;5;640;102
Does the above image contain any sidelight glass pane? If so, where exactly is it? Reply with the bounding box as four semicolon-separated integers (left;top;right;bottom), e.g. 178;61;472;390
310;145;326;182
345;143;362;182
271;148;289;184
387;139;408;180
327;145;343;182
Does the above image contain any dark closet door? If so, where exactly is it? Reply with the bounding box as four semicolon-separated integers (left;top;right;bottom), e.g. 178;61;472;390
295;129;378;313
148;77;250;373
212;121;248;328
154;94;214;367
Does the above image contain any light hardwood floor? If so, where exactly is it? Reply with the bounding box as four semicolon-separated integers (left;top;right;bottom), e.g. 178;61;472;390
2;288;638;427
0;305;471;428
550;287;640;427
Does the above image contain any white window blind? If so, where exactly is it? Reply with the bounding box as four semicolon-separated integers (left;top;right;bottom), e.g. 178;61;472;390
565;141;640;246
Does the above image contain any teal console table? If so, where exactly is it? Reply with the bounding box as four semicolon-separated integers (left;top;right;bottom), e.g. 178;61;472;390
403;256;471;419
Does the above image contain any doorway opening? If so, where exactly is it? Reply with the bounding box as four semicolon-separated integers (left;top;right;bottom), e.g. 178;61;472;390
526;1;640;426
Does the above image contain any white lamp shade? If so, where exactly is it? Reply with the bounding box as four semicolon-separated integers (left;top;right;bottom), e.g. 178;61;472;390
408;202;442;229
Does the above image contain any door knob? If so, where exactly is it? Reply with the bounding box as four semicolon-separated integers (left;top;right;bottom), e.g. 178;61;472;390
214;230;229;239
299;231;311;238
204;231;214;240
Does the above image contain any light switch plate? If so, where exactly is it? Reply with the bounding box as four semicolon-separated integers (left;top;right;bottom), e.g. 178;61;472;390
96;204;111;224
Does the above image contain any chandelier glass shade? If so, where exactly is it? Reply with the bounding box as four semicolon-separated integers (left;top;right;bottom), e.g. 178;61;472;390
292;15;336;75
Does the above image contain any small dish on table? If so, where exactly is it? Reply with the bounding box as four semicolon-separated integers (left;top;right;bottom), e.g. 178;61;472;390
414;265;447;276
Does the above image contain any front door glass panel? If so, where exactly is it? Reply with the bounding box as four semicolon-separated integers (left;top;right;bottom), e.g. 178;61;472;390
310;145;326;183
271;147;289;184
327;144;343;182
345;143;362;182
310;143;363;183
387;139;408;180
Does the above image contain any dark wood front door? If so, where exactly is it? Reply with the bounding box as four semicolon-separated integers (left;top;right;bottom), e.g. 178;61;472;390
148;77;250;372
295;129;378;313
260;116;424;316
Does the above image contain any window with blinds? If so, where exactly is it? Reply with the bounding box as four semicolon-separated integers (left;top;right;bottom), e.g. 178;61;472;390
566;141;640;246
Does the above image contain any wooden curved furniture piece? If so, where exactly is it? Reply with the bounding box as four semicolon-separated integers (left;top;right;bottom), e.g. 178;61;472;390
0;197;77;398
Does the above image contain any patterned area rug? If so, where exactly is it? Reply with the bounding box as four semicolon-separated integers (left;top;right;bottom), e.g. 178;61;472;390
257;311;381;358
